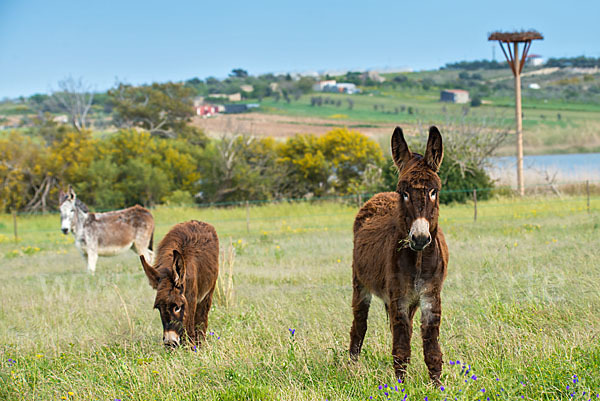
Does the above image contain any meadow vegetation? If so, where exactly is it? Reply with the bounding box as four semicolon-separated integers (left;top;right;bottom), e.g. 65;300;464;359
0;195;599;400
0;122;498;213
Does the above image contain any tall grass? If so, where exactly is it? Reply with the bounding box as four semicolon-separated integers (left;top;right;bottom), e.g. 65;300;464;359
0;196;599;400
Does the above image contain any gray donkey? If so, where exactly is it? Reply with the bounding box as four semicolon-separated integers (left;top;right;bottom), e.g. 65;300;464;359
59;186;154;273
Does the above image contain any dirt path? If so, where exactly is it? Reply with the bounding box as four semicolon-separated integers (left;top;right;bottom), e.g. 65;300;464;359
191;112;401;139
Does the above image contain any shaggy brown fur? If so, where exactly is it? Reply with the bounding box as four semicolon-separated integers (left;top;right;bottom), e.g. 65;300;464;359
349;126;449;384
140;220;219;348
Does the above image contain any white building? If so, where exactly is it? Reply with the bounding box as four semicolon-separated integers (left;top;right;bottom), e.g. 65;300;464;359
527;55;544;67
440;89;470;104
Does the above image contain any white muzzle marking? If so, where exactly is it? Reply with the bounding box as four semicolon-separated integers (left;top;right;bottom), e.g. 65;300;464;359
163;330;180;346
410;218;430;238
409;218;431;250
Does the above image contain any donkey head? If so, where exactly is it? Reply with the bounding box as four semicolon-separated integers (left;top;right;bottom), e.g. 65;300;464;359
140;250;188;348
391;126;444;251
58;186;78;235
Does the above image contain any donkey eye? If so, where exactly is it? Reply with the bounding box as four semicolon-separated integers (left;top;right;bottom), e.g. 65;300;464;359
402;192;409;201
429;189;437;200
173;305;181;314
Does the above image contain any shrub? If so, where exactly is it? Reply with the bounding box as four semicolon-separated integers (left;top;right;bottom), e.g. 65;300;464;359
165;190;195;206
438;156;494;204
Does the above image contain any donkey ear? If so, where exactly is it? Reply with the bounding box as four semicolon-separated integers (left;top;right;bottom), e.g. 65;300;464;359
391;127;412;171
172;250;186;288
140;255;159;289
68;185;76;201
424;126;444;172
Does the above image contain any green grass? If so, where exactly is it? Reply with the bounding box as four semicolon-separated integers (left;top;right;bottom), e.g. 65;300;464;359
1;196;599;400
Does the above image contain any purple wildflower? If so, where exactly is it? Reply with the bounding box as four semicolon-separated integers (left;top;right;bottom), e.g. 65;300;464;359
481;388;485;393
471;374;477;380
289;328;295;336
8;358;15;366
379;385;383;390
440;386;445;391
449;360;455;365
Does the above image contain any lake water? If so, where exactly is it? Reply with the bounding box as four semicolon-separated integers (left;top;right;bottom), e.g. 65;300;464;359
488;153;600;184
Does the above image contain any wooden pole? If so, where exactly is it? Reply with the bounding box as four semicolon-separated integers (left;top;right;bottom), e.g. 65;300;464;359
514;42;525;196
12;208;18;243
587;180;590;214
245;201;250;233
473;189;477;222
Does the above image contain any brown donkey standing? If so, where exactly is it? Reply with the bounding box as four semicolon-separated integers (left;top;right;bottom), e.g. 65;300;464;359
349;126;449;384
140;220;219;348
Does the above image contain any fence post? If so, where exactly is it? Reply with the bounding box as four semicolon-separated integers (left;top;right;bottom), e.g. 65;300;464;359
245;201;250;233
587;180;590;214
473;189;477;222
12;208;18;243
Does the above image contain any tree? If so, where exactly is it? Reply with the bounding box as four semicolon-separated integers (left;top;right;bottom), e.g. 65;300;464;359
230;68;248;78
48;77;94;132
0;131;45;212
109;82;196;138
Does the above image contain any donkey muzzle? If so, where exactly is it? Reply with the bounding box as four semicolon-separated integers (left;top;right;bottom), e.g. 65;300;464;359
61;228;69;235
163;330;181;347
410;234;431;251
409;218;431;251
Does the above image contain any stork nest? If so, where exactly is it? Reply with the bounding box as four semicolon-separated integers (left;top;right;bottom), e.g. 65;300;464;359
488;30;543;42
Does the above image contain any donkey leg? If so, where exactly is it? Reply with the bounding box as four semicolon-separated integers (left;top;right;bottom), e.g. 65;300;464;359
194;291;214;346
390;299;414;380
420;293;443;384
349;280;372;360
133;239;154;265
86;250;98;274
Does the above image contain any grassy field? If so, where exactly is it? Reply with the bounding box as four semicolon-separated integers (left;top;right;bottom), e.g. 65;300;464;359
1;195;599;400
257;90;600;155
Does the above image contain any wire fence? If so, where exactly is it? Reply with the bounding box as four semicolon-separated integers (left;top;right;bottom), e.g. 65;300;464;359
0;180;598;247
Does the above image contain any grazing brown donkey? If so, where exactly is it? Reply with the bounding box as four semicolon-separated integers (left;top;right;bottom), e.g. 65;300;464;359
349;126;449;384
59;186;154;274
140;220;219;348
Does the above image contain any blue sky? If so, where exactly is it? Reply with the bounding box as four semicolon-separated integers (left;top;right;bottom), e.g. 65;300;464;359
1;0;598;98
